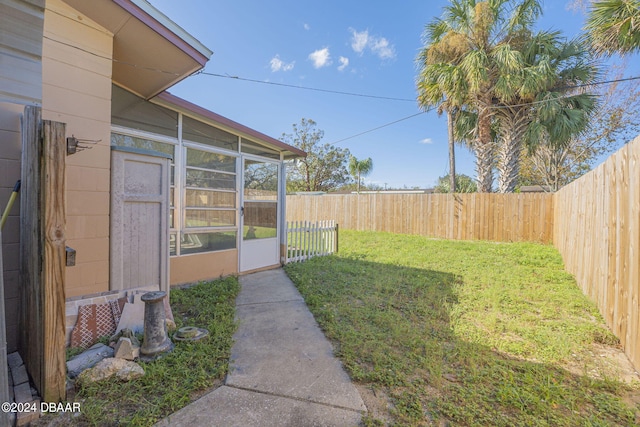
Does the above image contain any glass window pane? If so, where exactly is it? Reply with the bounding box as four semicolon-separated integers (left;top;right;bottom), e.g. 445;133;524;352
111;85;178;137
111;133;175;157
243;202;277;240
183;116;239;151
186;169;235;190
186;149;235;172
185;209;235;227
169;207;175;228
181;231;237;254
244;161;278;200
186;189;235;208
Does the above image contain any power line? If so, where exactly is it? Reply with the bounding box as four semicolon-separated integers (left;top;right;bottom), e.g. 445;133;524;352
41;34;640;144
329;110;429;145
196;71;416;102
43;34;640;108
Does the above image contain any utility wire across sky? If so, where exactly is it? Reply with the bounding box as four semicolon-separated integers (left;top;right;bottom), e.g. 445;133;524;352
43;34;640;146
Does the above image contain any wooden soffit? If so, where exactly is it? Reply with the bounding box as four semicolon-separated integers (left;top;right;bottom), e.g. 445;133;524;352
62;0;212;99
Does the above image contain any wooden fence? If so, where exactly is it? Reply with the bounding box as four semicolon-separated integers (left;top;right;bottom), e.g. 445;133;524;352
554;135;640;368
287;193;554;243
284;220;338;263
286;134;640;370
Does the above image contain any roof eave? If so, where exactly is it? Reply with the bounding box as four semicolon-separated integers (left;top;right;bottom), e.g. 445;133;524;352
117;0;212;65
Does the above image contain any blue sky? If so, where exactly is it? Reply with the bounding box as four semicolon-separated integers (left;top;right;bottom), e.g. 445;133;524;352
148;0;637;189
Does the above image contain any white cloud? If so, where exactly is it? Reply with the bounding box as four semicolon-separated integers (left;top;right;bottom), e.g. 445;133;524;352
308;47;332;69
338;56;349;71
419;138;433;144
371;37;395;60
349;28;396;60
270;55;295;72
350;29;369;53
304;23;310;30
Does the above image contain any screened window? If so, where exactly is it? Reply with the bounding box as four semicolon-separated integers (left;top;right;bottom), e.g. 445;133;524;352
182;146;238;254
183;115;238;151
111;85;178;137
241;138;280;160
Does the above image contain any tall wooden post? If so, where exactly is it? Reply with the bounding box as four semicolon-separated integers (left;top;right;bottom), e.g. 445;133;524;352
20;106;67;402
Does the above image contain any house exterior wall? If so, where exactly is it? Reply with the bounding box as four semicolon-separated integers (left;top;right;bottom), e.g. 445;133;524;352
0;102;28;353
170;250;238;285
0;0;45;105
0;0;44;354
42;0;113;298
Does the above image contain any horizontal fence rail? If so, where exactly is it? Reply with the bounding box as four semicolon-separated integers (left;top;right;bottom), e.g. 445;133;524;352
287;193;554;243
285;220;338;264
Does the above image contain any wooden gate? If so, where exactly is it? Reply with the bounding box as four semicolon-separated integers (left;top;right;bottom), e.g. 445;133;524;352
110;147;170;293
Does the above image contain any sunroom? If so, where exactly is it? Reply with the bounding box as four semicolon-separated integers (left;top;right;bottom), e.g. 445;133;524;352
110;85;305;289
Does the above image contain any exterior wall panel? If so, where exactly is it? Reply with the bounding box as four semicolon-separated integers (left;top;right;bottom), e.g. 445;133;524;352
0;0;44;105
170;250;239;285
42;0;113;297
0;102;28;352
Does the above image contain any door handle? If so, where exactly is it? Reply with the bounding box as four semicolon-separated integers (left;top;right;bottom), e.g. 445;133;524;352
241;206;244;216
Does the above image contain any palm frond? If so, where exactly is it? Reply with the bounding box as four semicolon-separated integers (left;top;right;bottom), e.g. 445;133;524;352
585;0;640;56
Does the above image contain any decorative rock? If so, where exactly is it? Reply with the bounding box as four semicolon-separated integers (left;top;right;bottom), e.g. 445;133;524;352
110;328;140;347
114;337;140;361
77;358;144;384
66;343;114;378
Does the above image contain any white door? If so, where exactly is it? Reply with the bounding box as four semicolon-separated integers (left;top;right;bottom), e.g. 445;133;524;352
110;147;170;292
239;157;280;272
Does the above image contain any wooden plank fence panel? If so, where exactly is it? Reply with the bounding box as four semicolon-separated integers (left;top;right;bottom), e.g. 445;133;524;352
286;193;555;243
629;142;640;364
554;134;640;372
287;132;638;368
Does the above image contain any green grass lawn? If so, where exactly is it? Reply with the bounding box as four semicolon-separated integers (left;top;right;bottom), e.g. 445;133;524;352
284;230;640;426
50;277;239;427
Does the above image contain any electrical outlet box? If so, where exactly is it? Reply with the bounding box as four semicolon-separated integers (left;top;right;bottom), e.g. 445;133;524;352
66;246;76;267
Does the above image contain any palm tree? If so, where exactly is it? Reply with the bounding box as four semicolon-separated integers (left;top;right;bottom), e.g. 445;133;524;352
585;0;640;56
348;156;373;193
416;41;467;193
493;33;598;192
417;0;544;192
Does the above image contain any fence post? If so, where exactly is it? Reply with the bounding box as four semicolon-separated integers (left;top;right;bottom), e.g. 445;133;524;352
20;108;67;402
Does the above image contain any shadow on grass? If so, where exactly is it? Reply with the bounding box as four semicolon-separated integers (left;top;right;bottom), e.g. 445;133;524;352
285;256;639;427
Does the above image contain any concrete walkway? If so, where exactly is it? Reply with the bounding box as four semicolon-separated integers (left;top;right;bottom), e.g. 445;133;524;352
156;269;366;426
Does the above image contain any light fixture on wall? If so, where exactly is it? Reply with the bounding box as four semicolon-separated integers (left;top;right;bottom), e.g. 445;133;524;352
66;135;101;155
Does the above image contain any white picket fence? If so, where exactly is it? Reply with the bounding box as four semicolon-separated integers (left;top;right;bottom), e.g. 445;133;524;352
284;220;338;264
